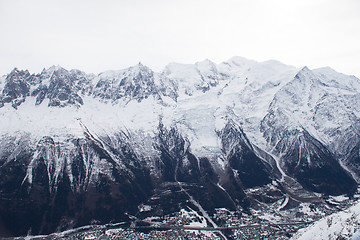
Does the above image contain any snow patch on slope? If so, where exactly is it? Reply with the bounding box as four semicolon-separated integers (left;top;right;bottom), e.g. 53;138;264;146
0;94;165;140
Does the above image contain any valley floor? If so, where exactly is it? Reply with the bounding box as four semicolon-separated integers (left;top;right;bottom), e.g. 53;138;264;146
8;192;360;240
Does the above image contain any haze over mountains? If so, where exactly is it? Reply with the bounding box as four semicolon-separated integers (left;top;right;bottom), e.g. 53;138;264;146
0;57;359;238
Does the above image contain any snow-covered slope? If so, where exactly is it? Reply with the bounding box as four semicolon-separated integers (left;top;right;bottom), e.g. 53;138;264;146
292;200;360;240
0;57;359;237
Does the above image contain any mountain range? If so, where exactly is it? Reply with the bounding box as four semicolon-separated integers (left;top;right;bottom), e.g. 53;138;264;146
0;57;359;238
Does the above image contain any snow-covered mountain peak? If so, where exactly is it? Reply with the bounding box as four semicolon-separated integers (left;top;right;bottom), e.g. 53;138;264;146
294;66;314;78
93;62;164;104
194;58;217;72
314;66;360;92
135;61;146;68
7;67;30;78
1;67;31;108
128;62;152;74
163;60;223;96
225;56;257;67
258;59;297;73
314;66;337;74
195;58;213;64
37;65;77;87
42;65;66;74
9;67;21;74
97;63;154;82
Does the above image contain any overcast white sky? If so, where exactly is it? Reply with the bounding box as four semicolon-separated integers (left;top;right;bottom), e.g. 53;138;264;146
0;0;359;77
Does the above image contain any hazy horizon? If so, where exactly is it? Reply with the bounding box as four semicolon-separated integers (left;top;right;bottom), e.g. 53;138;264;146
1;0;359;77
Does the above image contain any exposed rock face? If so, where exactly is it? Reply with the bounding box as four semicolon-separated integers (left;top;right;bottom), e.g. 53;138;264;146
0;57;359;237
30;66;90;107
1;68;31;108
